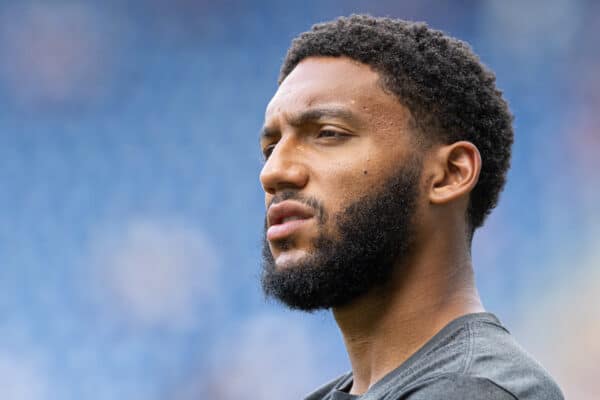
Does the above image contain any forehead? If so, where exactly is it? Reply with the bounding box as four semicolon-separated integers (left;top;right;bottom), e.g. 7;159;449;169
265;57;404;122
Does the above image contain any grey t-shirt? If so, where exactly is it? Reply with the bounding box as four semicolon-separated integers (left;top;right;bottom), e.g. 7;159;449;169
304;313;563;400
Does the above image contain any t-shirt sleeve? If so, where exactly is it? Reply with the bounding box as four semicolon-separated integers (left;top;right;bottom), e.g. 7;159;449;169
399;374;518;400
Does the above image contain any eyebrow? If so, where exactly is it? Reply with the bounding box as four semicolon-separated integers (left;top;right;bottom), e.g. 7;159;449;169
259;106;360;142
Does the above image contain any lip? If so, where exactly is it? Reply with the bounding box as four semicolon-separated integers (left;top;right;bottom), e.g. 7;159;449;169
266;200;315;241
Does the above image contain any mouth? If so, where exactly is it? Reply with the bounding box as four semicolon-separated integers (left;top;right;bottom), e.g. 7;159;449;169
267;201;315;241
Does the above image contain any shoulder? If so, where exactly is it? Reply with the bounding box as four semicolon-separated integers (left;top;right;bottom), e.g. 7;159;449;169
464;317;565;400
378;314;564;400
399;374;518;400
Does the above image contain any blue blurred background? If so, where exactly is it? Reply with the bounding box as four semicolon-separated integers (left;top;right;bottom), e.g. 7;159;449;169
0;0;598;399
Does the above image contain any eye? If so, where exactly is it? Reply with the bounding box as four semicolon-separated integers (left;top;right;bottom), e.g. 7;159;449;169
262;144;276;160
317;130;350;139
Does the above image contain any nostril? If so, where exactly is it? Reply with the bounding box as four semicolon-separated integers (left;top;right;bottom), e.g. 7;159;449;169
262;185;277;196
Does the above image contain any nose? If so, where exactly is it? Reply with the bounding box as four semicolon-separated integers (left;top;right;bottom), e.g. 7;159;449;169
260;136;309;195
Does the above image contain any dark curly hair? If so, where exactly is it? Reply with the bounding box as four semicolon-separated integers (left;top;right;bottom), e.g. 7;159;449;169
279;15;514;232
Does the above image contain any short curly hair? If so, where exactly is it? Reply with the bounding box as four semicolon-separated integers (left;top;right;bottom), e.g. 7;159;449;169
279;15;514;232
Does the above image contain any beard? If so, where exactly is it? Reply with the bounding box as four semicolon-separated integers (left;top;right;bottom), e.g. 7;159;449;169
261;159;422;311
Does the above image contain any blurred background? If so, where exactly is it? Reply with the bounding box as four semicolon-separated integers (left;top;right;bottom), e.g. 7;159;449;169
0;0;598;399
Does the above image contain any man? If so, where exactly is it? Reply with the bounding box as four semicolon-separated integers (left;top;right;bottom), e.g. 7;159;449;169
259;15;563;400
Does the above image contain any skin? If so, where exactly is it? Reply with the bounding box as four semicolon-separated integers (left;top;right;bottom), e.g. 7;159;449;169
260;56;485;395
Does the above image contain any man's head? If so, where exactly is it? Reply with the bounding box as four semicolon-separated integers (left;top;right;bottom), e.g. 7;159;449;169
259;15;513;311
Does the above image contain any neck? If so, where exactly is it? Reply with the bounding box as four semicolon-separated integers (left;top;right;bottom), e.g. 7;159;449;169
332;236;483;395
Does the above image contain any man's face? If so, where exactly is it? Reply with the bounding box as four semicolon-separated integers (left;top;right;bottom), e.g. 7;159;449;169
259;57;423;310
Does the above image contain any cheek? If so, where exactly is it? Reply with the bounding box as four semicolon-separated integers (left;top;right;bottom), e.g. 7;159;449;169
310;143;402;214
337;153;389;184
317;162;378;214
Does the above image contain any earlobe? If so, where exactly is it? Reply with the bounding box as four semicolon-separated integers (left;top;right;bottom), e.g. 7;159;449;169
429;141;481;205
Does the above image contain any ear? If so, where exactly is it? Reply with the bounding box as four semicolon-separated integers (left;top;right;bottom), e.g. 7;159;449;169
428;141;481;205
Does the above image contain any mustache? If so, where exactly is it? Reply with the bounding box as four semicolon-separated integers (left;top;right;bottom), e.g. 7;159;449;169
267;190;327;224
